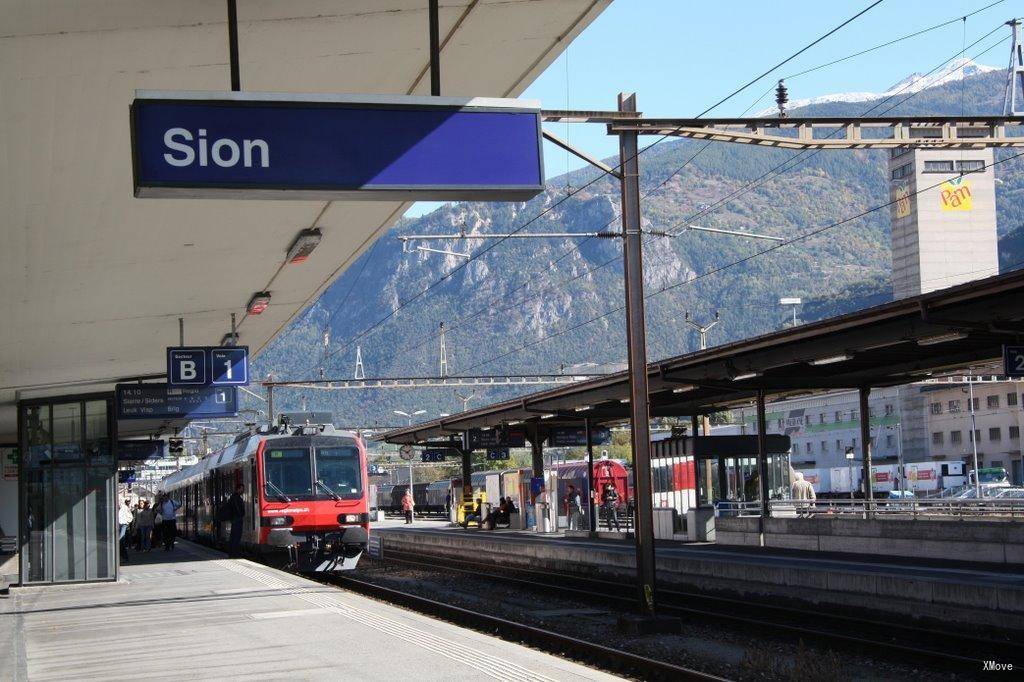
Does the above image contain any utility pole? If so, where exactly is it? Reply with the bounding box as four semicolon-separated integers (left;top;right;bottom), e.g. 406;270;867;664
454;388;475;413
439;322;449;378
616;93;677;633
1005;19;1023;116
684;311;720;438
967;370;982;496
354;346;365;380
684;311;720;351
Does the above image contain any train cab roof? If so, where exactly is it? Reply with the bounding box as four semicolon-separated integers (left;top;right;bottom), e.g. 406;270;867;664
159;422;361;492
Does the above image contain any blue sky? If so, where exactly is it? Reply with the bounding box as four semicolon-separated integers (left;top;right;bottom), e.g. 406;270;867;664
405;0;1013;217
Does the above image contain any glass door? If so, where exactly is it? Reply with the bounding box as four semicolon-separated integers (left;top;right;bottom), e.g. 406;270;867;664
19;396;116;584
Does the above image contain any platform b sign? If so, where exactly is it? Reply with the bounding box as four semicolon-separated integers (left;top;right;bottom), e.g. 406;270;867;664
168;348;207;385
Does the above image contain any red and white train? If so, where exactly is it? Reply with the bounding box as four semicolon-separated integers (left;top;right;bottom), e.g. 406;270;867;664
161;423;369;571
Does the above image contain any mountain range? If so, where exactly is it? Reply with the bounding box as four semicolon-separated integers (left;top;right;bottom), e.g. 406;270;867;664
754;58;999;115
250;64;1024;427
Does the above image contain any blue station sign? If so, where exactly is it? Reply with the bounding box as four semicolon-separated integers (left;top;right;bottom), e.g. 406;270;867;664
131;91;544;201
1004;344;1024;378
167;346;248;387
421;449;449;463
116;383;238;420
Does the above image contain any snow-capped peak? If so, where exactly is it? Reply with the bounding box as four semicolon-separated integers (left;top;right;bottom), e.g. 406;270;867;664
755;58;999;116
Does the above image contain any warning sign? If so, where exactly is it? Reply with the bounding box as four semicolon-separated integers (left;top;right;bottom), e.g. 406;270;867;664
939;178;972;211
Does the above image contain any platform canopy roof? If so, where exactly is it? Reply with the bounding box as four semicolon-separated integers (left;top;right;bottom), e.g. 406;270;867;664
382;269;1024;445
0;0;611;439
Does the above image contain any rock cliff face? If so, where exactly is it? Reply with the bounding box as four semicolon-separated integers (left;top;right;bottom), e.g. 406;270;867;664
254;68;1024;424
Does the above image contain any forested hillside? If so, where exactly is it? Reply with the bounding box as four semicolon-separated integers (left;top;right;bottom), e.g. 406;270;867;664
252;67;1024;425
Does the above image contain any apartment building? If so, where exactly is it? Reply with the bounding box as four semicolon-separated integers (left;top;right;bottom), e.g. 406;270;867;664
722;378;1024;485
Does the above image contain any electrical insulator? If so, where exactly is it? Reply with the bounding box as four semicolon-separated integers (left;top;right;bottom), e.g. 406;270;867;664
775;79;788;118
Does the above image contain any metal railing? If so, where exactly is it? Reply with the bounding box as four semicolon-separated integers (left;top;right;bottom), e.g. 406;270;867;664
760;497;1024;519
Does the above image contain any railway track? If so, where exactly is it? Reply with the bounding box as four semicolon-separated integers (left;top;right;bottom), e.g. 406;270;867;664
321;571;727;681
377;548;1023;674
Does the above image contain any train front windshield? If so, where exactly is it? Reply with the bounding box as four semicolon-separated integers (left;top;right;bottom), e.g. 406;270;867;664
315;446;362;498
264;448;314;497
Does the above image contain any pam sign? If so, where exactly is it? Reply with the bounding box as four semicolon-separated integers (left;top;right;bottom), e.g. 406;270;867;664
130;91;544;201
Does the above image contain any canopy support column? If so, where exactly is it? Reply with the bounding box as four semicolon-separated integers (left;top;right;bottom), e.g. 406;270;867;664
860;386;874;515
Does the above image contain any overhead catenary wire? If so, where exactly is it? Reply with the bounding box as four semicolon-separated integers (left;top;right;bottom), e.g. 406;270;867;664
782;0;1006;81
350;5;899;375
306;1;888;378
459;148;1024;375
406;19;1013;379
460;27;1011;372
670;21;1010;234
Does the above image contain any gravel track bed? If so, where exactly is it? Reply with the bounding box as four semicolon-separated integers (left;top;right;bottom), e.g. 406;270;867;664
350;559;967;681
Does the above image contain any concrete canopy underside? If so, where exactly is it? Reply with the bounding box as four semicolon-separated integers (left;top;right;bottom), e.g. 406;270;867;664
0;0;610;439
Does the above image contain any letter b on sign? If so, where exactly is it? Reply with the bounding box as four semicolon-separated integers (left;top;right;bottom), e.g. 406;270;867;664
168;349;207;386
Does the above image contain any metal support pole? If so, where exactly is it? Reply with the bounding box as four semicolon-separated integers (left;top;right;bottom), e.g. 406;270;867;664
178;317;184;346
968;370;981;496
227;0;240;91
586;417;596;533
428;0;441;96
859;386;874;511
618;93;657;619
717;456;728;505
267;385;274;425
460;431;473;506
756;390;770;528
530;423;544;478
690;415;699;437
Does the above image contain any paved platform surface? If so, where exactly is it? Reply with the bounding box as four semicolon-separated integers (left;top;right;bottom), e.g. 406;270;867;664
374;522;1024;630
0;540;619;681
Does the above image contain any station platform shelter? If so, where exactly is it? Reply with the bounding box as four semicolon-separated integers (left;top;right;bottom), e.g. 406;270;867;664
0;538;615;681
0;2;610;588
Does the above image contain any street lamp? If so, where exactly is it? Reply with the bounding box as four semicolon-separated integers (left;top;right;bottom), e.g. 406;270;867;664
394;409;427;512
845;446;856;501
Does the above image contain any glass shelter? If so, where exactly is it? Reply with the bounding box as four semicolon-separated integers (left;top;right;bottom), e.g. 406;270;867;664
19;394;117;584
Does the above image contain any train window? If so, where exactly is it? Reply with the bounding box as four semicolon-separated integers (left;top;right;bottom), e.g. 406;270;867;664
314;446;363;498
263;448;313;498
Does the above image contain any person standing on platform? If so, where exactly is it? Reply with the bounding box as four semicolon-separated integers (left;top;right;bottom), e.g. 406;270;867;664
601;483;620;531
227;484;246;557
565;484;583;531
401;488;414;524
158;494;181;551
118;499;133;564
136;500;155;552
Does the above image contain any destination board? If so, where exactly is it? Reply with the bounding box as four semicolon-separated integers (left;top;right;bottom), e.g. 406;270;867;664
116;383;238;420
548;426;612;447
467;426;526;449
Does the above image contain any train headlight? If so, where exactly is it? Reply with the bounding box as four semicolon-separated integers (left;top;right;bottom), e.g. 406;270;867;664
338;513;367;524
261;515;294;527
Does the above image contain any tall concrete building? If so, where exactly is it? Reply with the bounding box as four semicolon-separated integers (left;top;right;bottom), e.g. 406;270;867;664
888;146;998;299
